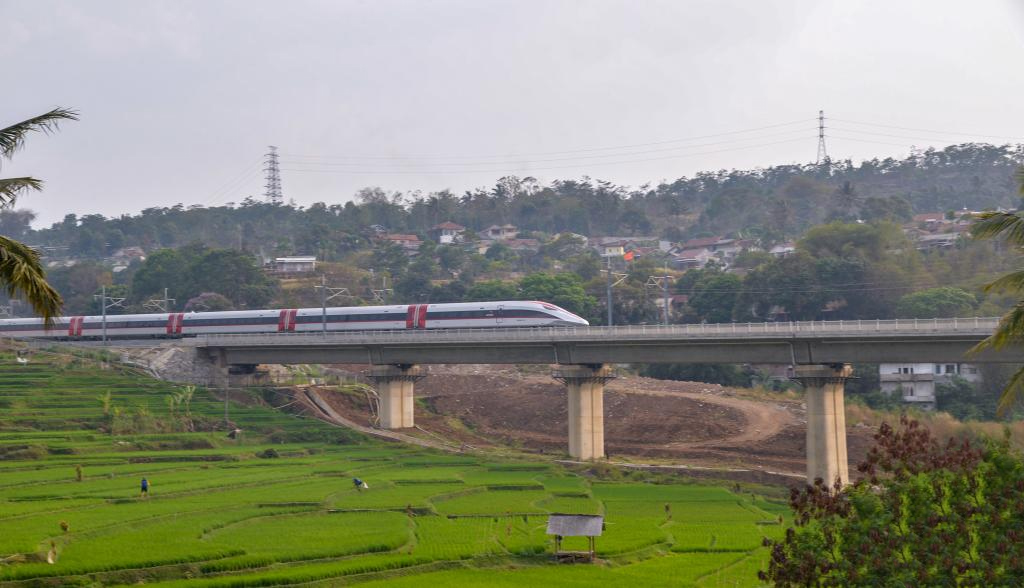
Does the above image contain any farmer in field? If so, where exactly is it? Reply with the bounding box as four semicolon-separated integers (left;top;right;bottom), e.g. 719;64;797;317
140;477;149;498
352;477;367;492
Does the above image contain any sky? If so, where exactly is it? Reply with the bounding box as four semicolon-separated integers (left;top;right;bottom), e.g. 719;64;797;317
3;0;1024;227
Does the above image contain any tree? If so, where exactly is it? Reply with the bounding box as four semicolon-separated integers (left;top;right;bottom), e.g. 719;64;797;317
970;170;1024;414
688;273;741;323
517;272;598;319
466;280;518;301
762;418;1024;586
184;292;234;312
0;108;77;324
896;286;977;319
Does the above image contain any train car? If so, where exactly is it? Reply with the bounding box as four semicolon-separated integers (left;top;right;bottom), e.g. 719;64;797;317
0;300;588;339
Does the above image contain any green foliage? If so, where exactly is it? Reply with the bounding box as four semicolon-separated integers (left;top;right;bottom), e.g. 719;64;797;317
465;279;518;301
131;245;275;311
896;286;977;318
0;347;783;587
518;272;597;319
763;418;1024;586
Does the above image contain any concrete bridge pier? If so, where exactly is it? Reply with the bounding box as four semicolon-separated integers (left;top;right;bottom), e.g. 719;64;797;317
369;364;426;429
552;365;616;461
794;363;853;487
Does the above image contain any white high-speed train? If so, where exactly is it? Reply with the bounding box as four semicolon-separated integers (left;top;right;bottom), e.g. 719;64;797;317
0;300;589;339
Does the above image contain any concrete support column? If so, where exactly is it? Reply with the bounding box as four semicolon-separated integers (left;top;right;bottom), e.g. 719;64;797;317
794;364;853;487
552;365;616;461
369;365;426;429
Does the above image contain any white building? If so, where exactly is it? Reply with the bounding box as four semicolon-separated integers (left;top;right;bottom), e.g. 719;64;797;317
878;363;981;408
274;256;317;273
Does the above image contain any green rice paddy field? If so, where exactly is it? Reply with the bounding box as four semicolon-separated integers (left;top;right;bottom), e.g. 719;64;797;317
0;348;782;586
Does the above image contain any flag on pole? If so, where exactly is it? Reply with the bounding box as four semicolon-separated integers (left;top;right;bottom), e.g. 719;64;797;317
623;250;635;261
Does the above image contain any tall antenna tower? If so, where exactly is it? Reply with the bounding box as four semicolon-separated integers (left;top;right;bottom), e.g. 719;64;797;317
816;110;829;165
263;145;283;204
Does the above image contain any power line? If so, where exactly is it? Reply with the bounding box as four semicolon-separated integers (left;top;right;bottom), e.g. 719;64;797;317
280;118;816;162
828;118;1024;142
827;135;925;148
201;158;263;204
276;129;811;168
829;126;1006;145
280;137;812;176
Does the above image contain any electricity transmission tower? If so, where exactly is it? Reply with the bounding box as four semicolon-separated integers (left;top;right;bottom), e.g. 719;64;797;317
263;145;283;204
816;110;829;165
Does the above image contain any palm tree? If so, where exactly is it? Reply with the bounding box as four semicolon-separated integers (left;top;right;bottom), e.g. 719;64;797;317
0;108;77;326
970;168;1024;415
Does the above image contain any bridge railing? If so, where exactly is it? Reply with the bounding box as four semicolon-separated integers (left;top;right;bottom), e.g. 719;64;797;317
194;317;1002;347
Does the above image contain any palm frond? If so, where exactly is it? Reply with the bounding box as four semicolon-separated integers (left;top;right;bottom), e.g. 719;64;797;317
996;365;1024;417
970;211;1024;246
0;108;79;161
0;177;43;208
983;269;1024;293
971;302;1024;353
0;235;62;327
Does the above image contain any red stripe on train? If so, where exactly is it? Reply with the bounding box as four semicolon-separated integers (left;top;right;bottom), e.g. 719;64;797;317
417;304;428;329
406;305;415;329
288;309;298;332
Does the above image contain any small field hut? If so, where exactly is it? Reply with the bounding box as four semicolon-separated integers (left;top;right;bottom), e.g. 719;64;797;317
546;513;603;562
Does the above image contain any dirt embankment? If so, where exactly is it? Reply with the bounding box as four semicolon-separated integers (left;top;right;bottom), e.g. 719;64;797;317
304;364;877;480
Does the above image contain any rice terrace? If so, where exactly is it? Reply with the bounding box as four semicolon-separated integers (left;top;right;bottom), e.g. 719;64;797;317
0;345;784;586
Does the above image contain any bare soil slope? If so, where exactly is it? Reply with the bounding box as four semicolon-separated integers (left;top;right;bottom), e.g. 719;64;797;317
310;364;876;479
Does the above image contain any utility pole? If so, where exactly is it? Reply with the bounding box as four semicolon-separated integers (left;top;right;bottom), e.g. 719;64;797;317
93;286;125;343
143;288;175;313
605;256;612;327
816;109;829;165
646;267;673;326
371;274;392;304
314;275;350;335
601;256;627;326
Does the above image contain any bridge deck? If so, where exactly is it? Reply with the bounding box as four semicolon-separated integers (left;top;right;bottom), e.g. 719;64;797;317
194;317;1014;365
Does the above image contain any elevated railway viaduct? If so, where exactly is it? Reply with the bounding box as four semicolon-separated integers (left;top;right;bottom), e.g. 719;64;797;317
194;318;1017;485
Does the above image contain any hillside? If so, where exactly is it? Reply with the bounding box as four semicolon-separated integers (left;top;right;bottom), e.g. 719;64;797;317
0;345;786;587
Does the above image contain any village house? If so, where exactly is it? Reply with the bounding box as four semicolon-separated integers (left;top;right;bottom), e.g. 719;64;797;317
503;238;541;252
915;233;958;251
480;224;518;241
274;256;317;273
769;242;796;258
911;212;951;231
879;363;981;409
430;221;466;245
671;248;715;269
377;233;422;255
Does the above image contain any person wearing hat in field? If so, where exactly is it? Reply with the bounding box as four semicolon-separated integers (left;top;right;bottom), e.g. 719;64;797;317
140;477;149;498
